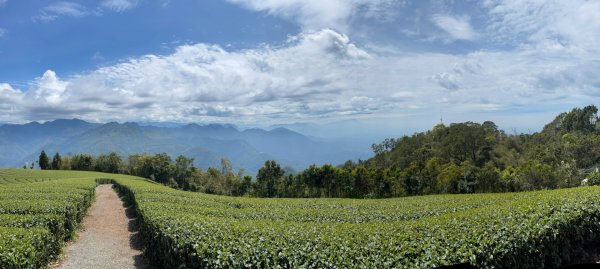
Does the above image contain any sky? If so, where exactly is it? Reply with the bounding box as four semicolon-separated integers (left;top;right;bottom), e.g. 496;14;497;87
0;0;599;139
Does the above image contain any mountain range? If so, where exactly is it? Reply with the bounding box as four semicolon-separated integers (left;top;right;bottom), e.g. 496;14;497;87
0;119;371;175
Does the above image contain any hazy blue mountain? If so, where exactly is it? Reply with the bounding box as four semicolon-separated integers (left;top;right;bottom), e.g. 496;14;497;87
0;119;100;167
4;120;368;175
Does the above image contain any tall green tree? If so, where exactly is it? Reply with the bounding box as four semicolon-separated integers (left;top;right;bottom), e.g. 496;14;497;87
173;155;194;190
51;153;62;170
150;153;173;184
38;150;49;170
94;152;123;173
256;160;284;197
71;154;94;171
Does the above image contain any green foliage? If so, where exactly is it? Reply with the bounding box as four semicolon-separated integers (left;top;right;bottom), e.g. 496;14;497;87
0;169;98;268
29;105;600;200
255;160;284;197
94;152;123;174
100;173;600;269
4;169;600;268
515;161;557;190
38;151;49;170
583;171;600;186
358;105;600;196
561;105;598;132
70;154;94;171
51;153;62;170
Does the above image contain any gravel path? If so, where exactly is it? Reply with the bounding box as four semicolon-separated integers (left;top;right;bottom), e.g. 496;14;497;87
54;184;151;269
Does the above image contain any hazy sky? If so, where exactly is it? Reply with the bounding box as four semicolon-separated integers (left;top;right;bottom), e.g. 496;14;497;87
0;0;599;137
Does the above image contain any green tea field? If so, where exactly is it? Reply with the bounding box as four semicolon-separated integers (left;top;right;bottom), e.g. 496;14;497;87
1;169;599;268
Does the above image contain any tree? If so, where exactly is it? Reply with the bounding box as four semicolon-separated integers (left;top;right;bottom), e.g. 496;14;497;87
173;155;194;190
71;154;94;171
477;162;501;193
436;163;463;194
39;150;49;170
441;122;489;165
239;175;253;196
402;162;422;195
150;153;173;184
562;105;598;132
51;153;62;170
351;166;370;198
584;171;600;186
516;161;557;190
458;162;479;194
94;152;123;173
256;160;284;197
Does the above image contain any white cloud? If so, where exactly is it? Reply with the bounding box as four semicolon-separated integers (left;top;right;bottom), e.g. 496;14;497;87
432;14;476;41
0;83;23;117
0;26;597;127
484;0;600;49
225;0;399;31
0;0;7;8
0;29;379;123
31;70;69;105
0;28;6;37
34;2;96;22
3;0;600;132
0;83;22;102
100;0;139;12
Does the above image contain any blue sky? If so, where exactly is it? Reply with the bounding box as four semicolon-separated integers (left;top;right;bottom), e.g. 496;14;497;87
0;0;599;139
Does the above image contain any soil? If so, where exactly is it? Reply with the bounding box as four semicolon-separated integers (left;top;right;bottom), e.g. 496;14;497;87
53;184;151;269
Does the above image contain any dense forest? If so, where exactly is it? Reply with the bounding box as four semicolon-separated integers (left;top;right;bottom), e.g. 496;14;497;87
35;105;600;198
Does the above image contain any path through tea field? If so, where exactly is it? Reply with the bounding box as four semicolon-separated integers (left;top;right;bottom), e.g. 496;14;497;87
55;184;150;269
2;169;600;268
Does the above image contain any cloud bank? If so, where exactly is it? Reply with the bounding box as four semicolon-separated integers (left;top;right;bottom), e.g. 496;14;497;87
0;0;598;132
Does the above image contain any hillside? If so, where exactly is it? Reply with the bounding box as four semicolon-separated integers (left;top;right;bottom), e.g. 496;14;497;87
0;119;368;175
360;105;600;195
239;105;600;199
0;119;99;168
1;169;600;268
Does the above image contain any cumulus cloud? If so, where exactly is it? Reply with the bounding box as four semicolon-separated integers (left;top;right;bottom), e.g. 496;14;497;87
0;29;383;123
1;24;599;126
100;0;139;12
432;14;476;41
33;2;97;22
31;70;69;105
3;0;600;130
0;83;22;102
0;84;23;118
0;25;592;126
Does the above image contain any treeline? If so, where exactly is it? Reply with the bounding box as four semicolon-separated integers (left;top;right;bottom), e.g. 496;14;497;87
35;151;252;196
33;105;600;198
248;105;600;198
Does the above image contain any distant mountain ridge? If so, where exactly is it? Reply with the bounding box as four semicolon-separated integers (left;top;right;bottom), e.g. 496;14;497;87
1;119;368;175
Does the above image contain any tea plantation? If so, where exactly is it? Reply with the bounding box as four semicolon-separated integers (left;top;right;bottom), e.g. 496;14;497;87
1;169;600;268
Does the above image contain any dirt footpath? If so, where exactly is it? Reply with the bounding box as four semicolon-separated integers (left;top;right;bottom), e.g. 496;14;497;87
54;184;151;269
